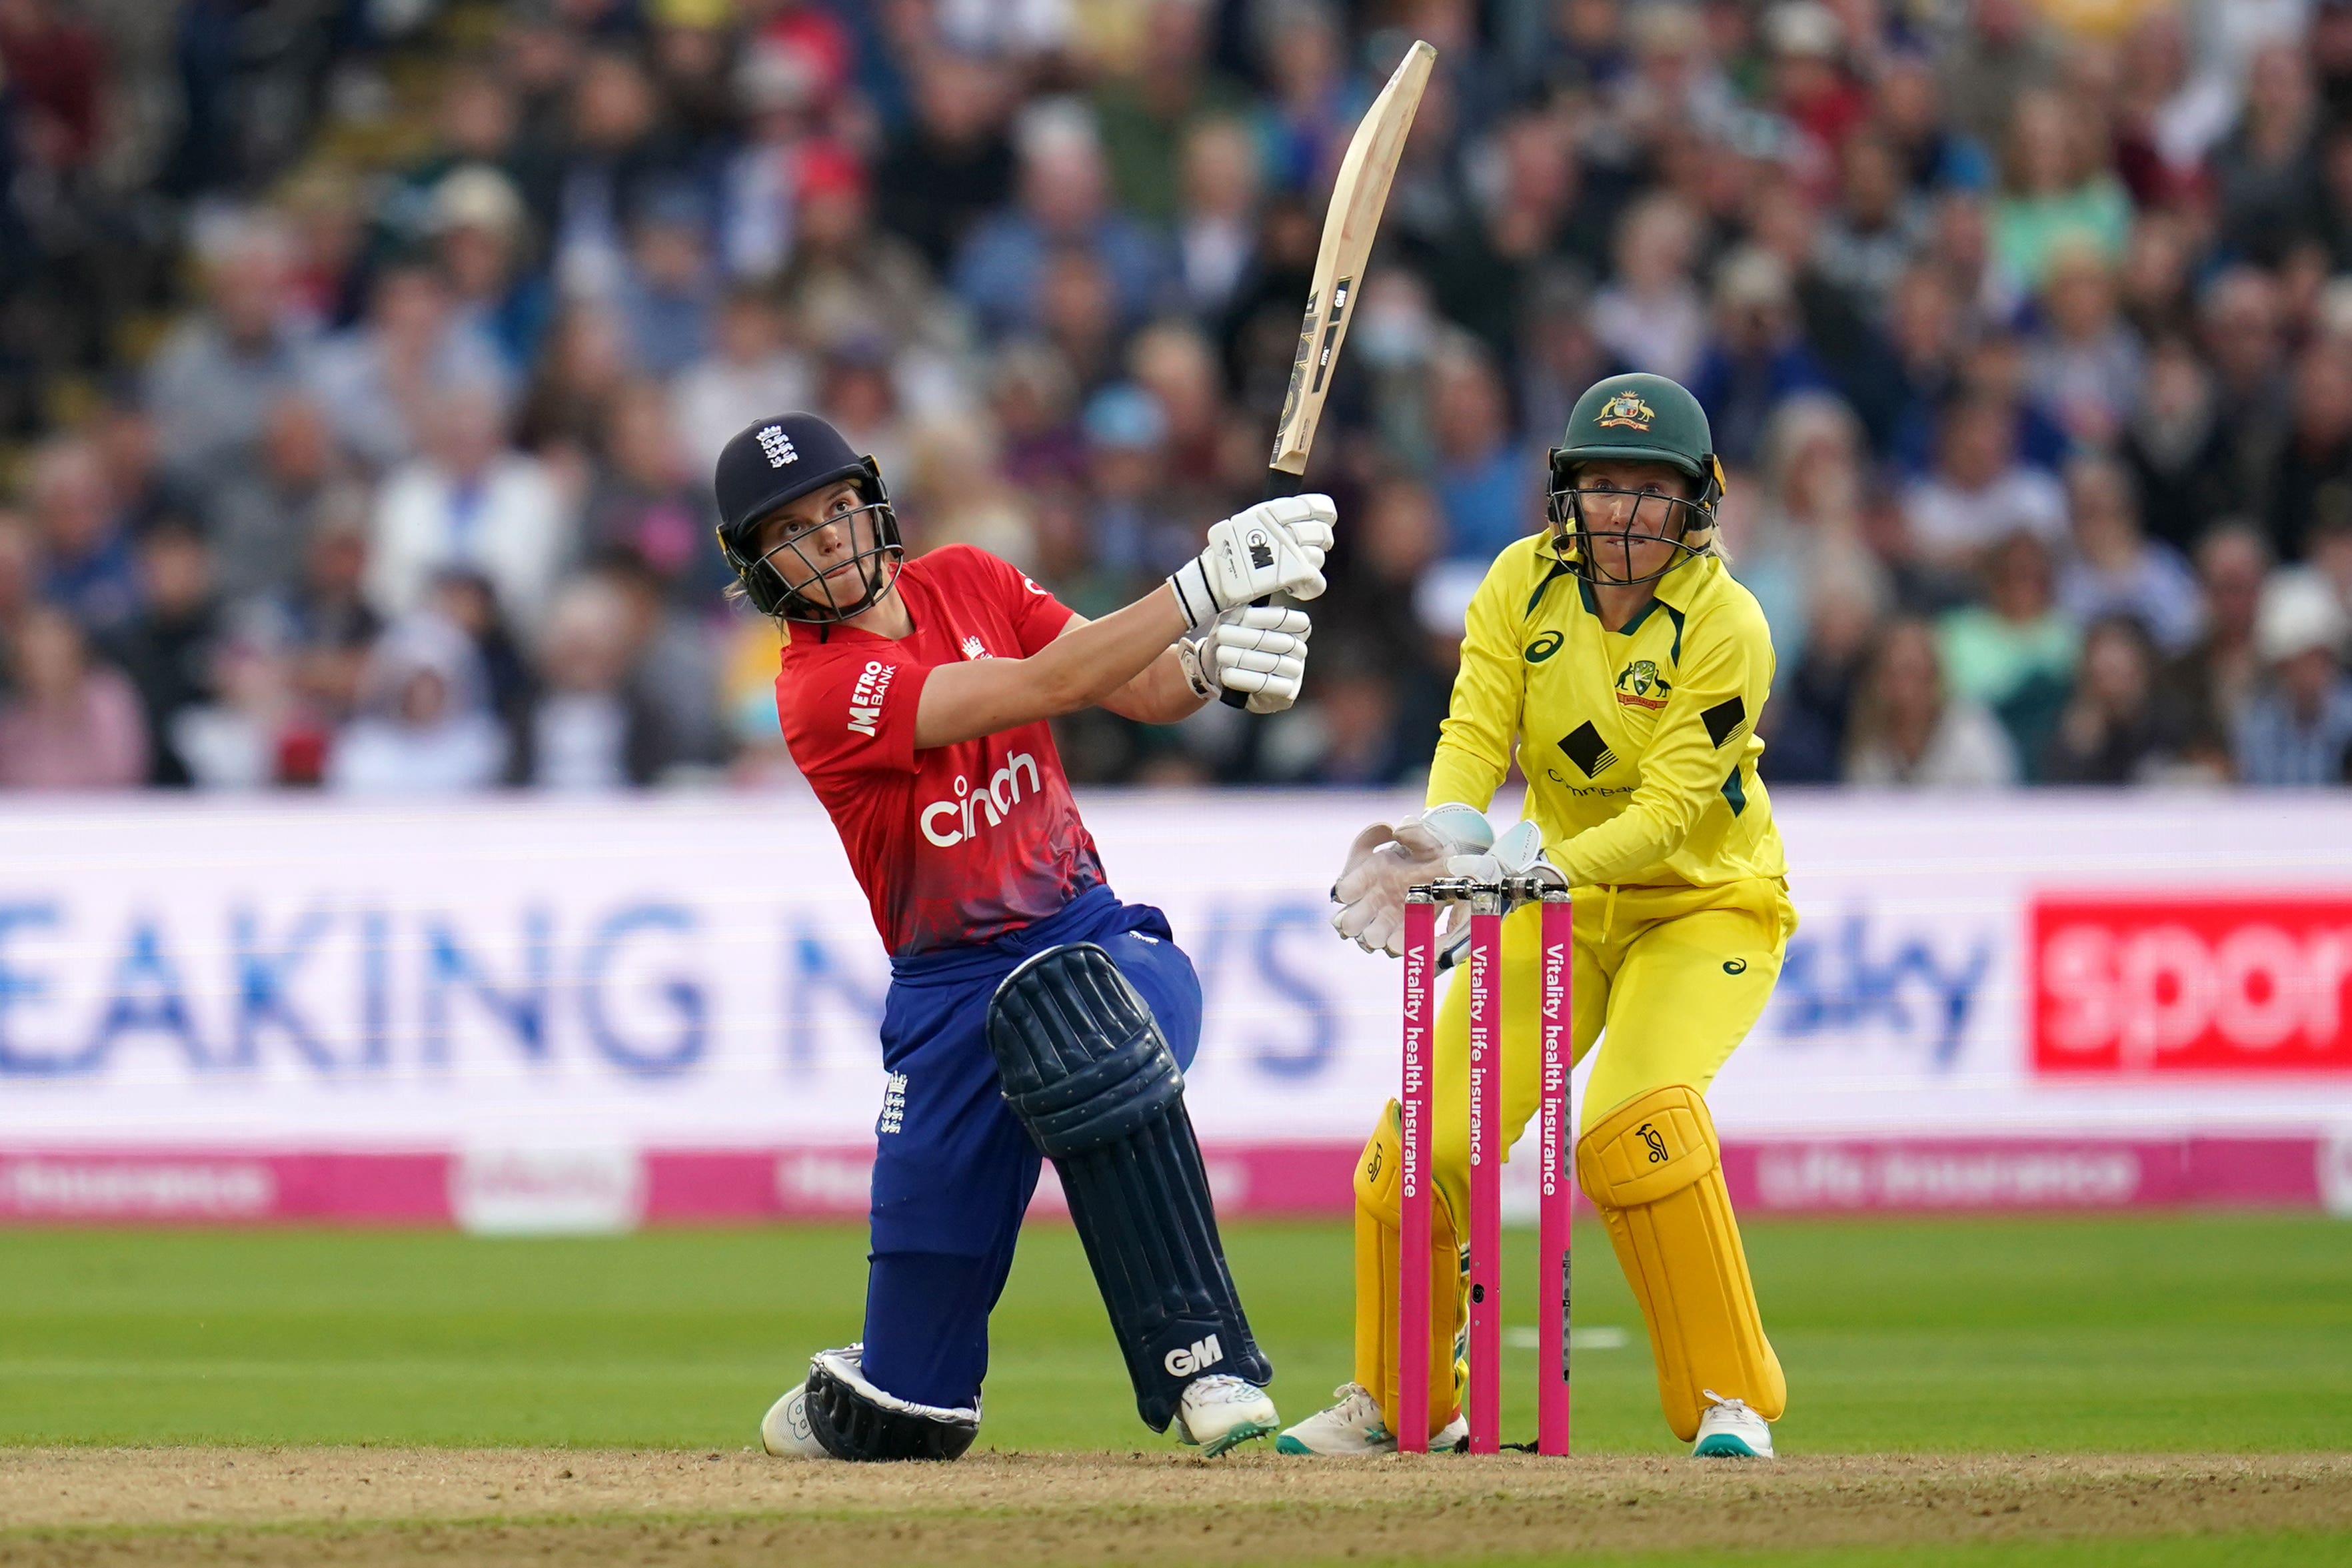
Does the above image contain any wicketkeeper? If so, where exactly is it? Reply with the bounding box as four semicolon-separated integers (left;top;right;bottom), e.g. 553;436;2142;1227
714;412;1333;1459
1284;373;1795;1459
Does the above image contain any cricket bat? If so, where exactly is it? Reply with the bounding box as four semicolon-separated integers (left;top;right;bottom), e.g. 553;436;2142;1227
1225;38;1437;707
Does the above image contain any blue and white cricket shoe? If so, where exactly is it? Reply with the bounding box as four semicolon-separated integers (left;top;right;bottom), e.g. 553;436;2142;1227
1174;1373;1280;1456
1691;1389;1774;1458
1274;1382;1469;1455
759;1382;832;1459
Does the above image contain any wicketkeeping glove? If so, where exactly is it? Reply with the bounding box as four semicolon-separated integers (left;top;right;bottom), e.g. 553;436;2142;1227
1168;494;1336;630
1178;606;1313;714
1328;802;1494;958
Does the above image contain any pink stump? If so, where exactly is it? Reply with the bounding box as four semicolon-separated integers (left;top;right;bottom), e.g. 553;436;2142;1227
1396;894;1435;1453
1537;892;1574;1455
1466;902;1504;1454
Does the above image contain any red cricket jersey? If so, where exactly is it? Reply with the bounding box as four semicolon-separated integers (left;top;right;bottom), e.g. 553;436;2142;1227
776;545;1108;956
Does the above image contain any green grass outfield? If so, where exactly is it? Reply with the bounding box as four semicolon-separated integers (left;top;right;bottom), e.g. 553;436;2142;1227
1;1211;2348;1454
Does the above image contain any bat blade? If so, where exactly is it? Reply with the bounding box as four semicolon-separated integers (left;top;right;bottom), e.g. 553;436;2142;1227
1268;39;1437;479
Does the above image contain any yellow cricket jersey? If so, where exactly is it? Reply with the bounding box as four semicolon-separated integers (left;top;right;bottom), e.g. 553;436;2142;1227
1426;535;1786;890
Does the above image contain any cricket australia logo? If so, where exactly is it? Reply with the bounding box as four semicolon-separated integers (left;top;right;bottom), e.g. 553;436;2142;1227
1596;390;1655;430
1164;1333;1224;1377
1615;658;1671;710
757;424;798;467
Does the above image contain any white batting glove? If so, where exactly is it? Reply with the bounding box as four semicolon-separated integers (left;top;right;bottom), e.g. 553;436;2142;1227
1168;494;1336;630
1178;606;1312;714
1447;819;1566;890
1328;802;1494;958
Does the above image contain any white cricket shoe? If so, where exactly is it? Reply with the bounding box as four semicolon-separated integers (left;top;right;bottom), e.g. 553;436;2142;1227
1690;1389;1774;1458
1274;1382;1470;1455
1173;1373;1280;1456
758;1382;832;1458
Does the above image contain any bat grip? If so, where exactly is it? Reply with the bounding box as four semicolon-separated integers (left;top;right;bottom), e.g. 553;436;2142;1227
1220;467;1308;710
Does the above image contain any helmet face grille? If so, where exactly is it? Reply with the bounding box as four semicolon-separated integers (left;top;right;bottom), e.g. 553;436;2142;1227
716;456;904;623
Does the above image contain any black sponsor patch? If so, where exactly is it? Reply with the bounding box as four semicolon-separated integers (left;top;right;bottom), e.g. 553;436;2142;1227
1558;722;1616;778
1701;696;1748;748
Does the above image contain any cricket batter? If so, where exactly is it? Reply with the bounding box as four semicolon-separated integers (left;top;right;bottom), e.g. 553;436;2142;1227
1283;373;1793;1459
714;412;1333;1460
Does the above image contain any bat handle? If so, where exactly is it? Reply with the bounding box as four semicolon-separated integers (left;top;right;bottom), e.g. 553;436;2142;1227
1220;467;1308;710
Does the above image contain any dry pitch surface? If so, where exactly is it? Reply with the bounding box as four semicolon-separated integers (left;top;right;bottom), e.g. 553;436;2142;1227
3;1449;2349;1567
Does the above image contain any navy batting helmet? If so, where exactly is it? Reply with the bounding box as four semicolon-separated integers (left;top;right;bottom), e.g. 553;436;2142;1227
712;412;902;622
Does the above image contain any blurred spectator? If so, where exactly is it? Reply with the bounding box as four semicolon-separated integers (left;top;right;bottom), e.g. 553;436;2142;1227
1591;193;1706;384
2025;243;2143;445
954;101;1172;341
777;145;953;363
105;522;225;788
30;434;138;633
2234;570;2352;785
432;165;553;377
2266;347;2352;563
1902;396;2068;567
874;52;1014;275
1939;530;2079;777
1814;131;1925;327
1735;393;1877;674
2120;333;2239;556
1078;383;1181;585
549;49;695;301
0;606;147;790
1992;90;2131;291
146;217;313;486
1937;0;2061;149
1757;554;1885;784
515;301;631;456
1092;0;1247;223
582;381;712;597
612;186;718;379
1844;616;2019;786
1172;117;1261;321
1688;248;1833;468
198;392;349;604
2041;615;2191;784
171;626;314;790
327;612;509;794
1426;338;1526;563
2054;454;2202;654
368;382;572;632
277;506;383;736
672;285;811;478
521;576;660;789
2210;43;2323;269
309;261;509;474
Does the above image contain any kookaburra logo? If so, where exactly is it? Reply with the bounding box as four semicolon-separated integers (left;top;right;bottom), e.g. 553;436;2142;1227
1637;1122;1669;1163
1164;1333;1224;1377
758;424;798;467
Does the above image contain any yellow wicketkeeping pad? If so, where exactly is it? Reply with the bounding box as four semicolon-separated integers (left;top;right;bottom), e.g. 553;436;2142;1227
1353;1101;1463;1441
1575;1083;1785;1440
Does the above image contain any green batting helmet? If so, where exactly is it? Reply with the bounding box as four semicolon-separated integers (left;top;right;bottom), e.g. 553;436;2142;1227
1546;373;1726;586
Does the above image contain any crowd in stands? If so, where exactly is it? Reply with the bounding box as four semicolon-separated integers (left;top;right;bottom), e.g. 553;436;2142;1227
3;0;2352;794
